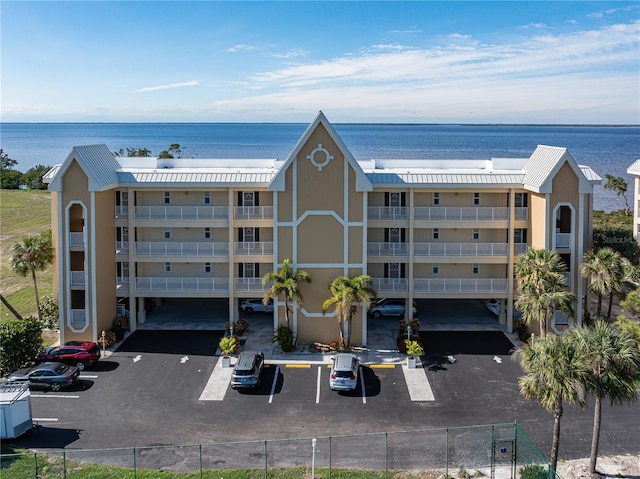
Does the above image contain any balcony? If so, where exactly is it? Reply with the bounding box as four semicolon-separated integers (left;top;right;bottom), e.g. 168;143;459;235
413;207;528;221
134;206;228;220
234;242;274;256
135;277;229;292
69;232;84;247
555;233;573;249
235;277;269;292
413;242;527;257
368;242;408;256
115;206;128;219
413;278;508;293
116;241;129;255
233;206;274;220
70;271;86;286
367;206;408;220
371;278;408;292
134;242;229;257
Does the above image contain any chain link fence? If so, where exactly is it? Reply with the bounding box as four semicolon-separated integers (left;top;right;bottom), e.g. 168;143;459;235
1;422;559;478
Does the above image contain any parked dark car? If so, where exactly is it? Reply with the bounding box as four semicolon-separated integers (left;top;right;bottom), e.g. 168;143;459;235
7;362;80;392
36;341;101;370
231;351;264;390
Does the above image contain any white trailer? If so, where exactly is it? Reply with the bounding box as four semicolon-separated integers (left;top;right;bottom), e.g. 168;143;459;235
0;381;33;439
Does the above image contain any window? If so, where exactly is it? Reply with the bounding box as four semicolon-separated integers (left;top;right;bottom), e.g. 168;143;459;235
473;193;480;206
203;192;211;205
472;264;479;275
204;263;212;273
432;264;440;275
204;227;211;239
432;228;440;240
384;262;405;279
472;228;480;240
433;192;440;206
239;227;257;242
385;192;406;207
163;192;171;205
515;192;528;207
164;228;171;240
514;228;527;243
385;227;405;243
164;262;172;273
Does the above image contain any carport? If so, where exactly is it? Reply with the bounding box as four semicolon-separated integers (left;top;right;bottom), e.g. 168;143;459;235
415;299;503;330
140;298;230;329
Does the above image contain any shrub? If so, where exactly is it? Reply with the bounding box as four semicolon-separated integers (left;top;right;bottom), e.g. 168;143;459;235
399;317;421;333
97;330;117;348
519;464;548;479
38;295;60;330
405;340;424;357
112;316;129;341
0;317;43;376
273;325;294;352
226;318;249;336
396;334;423;354
218;336;239;357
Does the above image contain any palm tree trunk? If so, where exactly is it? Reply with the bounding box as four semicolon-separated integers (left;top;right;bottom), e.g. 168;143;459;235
345;314;351;347
284;297;290;329
606;292;614;321
32;268;42;323
590;396;602;474
550;399;563;472
596;295;602;318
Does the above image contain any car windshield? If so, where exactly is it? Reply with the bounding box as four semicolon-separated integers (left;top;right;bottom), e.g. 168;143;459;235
235;368;254;375
54;364;70;374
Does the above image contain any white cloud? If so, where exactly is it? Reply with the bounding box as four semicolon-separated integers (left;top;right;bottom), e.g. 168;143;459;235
273;48;309;59
225;44;256;53
135;81;200;93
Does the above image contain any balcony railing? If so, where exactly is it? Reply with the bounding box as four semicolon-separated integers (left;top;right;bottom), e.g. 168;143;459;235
70;271;86;286
368;242;408;256
235;277;268;292
134;242;229;257
234;206;274;220
367;206;408;220
115;206;128;219
69;232;84;247
555;233;572;248
413;207;528;221
116;241;129;255
70;309;87;327
134;206;228;220
371;278;408;292
135;277;229;292
413;242;528;257
234;242;274;256
413;278;508;293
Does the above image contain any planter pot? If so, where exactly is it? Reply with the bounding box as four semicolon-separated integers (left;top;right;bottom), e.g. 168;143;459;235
221;356;231;368
407;356;417;369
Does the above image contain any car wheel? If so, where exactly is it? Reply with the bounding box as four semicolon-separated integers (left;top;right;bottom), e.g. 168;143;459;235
76;362;85;371
372;311;382;319
245;308;253;313
50;382;62;392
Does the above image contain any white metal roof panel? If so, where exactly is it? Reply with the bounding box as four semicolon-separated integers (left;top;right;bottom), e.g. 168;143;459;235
366;172;525;186
627;159;640;175
119;171;276;185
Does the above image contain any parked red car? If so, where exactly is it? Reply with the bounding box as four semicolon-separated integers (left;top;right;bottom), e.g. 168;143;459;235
36;341;101;370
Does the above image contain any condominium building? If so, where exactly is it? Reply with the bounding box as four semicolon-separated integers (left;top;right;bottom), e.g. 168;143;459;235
46;112;600;345
627;160;640;240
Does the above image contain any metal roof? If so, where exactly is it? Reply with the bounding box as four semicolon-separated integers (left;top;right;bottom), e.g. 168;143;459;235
627;159;640;175
119;171;276;185
366;172;526;186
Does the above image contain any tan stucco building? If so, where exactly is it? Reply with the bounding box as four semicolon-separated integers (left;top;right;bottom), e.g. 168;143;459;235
46;112;600;345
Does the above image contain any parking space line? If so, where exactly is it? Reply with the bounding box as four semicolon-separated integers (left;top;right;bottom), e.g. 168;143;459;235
80;375;98;379
33;418;58;422
316;366;321;404
31;395;79;399
360;367;366;404
370;364;395;369
268;366;280;404
285;364;311;368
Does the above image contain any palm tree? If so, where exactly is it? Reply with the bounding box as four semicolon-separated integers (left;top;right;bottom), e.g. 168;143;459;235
9;230;54;323
262;259;311;329
517;333;589;472
322;275;375;349
568;320;640;475
515;248;575;338
580;248;625;320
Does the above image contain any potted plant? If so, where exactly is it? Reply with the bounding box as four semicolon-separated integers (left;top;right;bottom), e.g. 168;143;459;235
405;339;424;369
218;336;239;367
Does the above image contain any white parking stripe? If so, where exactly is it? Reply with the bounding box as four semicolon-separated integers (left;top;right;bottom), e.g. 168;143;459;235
80;375;98;379
33;418;58;422
316;366;321;404
31;395;79;399
360;367;366;404
268;366;280;404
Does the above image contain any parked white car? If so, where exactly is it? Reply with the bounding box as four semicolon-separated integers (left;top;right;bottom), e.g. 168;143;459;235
240;298;274;313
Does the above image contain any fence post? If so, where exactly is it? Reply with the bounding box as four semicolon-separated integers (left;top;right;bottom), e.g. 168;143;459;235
264;440;268;479
385;432;389;479
33;452;37;479
199;444;203;479
329;436;332;479
445;428;449;479
133;447;137;479
63;450;67;479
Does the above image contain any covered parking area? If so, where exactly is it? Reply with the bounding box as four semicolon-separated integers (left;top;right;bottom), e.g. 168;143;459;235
140;298;230;329
414;299;504;330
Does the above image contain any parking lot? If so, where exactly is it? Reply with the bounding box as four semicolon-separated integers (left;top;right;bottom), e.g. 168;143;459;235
12;329;640;464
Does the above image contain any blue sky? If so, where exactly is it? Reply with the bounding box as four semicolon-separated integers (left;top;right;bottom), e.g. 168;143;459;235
1;1;638;123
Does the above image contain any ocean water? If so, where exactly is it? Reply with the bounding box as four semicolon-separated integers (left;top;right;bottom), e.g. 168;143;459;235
1;123;638;212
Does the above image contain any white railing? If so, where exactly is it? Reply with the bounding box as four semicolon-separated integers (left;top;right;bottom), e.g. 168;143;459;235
413;207;528;221
371;278;409;292
367;242;408;256
134;206;228;220
514;207;528;220
134;242;229;256
233;206;274;220
70;271;85;286
70;309;87;327
235;277;268;292
135;277;229;292
69;232;84;247
115;241;129;255
367;206;408;220
114;206;128;219
413;278;509;293
555;233;572;248
234;242;274;256
413;242;528;257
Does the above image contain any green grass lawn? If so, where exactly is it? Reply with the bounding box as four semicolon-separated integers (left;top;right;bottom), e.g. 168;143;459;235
0;189;53;320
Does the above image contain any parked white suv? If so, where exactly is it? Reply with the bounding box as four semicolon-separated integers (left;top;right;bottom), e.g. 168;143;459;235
240;298;274;313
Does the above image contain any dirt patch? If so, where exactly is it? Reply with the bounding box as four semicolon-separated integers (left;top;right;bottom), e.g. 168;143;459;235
557;454;640;479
